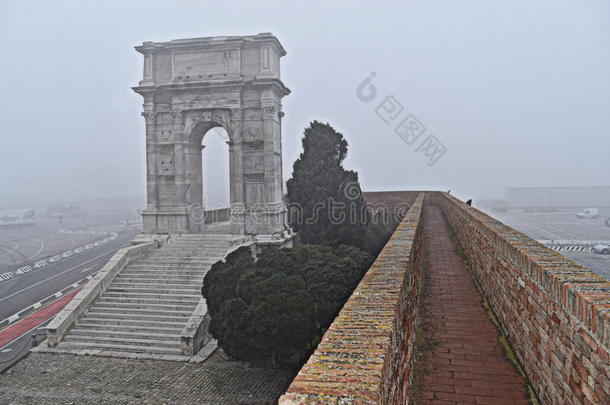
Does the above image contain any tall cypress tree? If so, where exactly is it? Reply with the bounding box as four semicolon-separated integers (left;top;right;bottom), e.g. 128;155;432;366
286;121;373;250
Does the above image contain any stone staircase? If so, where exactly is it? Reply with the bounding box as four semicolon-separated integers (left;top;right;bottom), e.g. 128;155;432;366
54;232;234;357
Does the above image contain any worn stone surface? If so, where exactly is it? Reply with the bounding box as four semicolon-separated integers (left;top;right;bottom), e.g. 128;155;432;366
412;204;530;404
0;351;294;405
133;34;291;235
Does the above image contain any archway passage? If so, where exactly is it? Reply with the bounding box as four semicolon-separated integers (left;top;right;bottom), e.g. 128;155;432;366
201;127;230;226
133;34;291;235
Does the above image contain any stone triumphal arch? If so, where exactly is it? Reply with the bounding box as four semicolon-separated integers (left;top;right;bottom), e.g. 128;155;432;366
133;34;290;236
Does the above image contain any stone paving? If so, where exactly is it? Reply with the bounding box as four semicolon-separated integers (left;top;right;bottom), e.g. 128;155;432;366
412;205;532;405
0;351;295;404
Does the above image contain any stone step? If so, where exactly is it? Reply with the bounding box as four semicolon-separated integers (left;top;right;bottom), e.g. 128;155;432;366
85;311;190;323
132;257;215;263
97;296;200;306
173;234;233;239
119;270;206;277
126;264;211;271
170;242;230;247
115;276;201;284
75;322;183;334
70;328;181;342
115;276;205;285
107;285;200;294
102;291;200;302
63;334;180;349
112;280;201;287
151;250;226;256
168;239;231;244
149;256;221;261
57;340;183;355
81;316;187;329
133;259;216;265
126;262;215;273
88;305;193;318
121;263;208;274
94;301;200;312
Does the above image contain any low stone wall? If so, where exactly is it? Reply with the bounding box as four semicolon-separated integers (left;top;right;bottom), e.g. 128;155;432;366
180;299;211;355
279;193;425;404
46;241;157;347
436;192;610;405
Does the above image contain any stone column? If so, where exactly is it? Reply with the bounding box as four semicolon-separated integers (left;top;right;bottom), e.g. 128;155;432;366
172;111;187;209
142;111;159;233
229;109;246;234
229;138;246;234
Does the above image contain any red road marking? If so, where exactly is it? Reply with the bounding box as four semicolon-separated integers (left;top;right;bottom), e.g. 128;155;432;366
0;287;82;347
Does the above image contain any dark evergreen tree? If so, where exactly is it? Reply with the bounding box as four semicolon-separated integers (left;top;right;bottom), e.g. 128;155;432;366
286;121;389;255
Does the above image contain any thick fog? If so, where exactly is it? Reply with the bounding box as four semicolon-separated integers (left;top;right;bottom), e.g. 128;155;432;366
1;0;608;209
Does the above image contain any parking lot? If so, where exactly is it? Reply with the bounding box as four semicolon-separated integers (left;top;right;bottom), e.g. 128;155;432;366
484;208;610;280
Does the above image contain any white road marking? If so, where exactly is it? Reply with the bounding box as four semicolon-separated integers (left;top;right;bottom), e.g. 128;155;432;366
80;266;94;273
0;270;102;328
1;348;12;353
0;250;116;304
54;292;63;298
26;238;45;260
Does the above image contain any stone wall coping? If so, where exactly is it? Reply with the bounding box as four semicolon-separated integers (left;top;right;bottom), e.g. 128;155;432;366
279;193;425;404
45;241;157;347
440;192;610;348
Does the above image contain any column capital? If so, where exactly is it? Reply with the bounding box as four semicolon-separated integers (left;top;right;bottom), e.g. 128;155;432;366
141;111;157;124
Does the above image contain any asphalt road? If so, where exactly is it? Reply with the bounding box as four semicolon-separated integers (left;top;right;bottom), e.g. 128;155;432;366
0;231;137;321
0;322;49;367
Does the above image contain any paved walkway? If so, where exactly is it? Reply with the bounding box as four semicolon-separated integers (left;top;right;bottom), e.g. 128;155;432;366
412;205;531;405
0;351;294;404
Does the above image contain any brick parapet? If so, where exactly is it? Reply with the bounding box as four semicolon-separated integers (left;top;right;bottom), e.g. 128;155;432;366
436;192;610;404
279;193;425;405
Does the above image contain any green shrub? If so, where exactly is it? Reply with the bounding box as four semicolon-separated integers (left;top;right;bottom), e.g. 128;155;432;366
202;244;373;366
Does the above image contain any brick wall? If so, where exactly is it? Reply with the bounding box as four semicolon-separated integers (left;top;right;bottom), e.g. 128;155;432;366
436;192;610;405
279;193;425;404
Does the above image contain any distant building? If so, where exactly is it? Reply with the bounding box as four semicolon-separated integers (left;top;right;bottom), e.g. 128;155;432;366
0;209;36;227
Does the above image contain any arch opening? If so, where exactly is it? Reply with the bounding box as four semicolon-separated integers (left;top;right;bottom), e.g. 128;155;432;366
201;127;230;213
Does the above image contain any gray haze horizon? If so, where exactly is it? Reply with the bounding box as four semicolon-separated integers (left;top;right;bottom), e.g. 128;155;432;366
1;0;608;209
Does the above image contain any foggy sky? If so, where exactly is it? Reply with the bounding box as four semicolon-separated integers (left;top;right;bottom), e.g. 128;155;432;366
1;0;609;208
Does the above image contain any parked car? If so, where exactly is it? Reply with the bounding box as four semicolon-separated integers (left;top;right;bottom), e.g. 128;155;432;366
576;208;600;219
592;244;610;255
